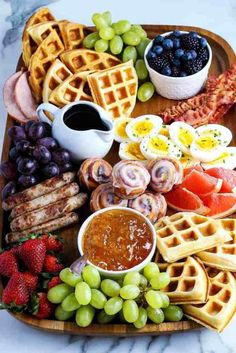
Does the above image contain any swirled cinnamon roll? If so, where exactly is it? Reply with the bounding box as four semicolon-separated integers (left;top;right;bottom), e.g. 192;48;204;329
112;160;150;199
78;158;112;191
90;183;128;212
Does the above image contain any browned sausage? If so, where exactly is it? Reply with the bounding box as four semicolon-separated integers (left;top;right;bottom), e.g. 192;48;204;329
5;212;79;243
10;182;79;219
10;192;87;232
2;172;76;211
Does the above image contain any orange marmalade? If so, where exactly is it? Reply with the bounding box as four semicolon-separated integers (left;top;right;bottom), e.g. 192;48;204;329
82;209;153;271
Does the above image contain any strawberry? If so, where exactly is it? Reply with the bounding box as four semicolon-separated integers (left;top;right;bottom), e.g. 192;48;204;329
17;239;46;274
43;255;64;273
32;293;55;319
47;276;61;290
19;272;38;293
40;234;63;253
2;272;29;307
0;250;18;277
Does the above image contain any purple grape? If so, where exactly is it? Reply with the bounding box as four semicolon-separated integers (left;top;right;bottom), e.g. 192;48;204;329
2;181;17;200
52;149;70;165
42;122;52;137
28;122;46;141
16;155;24;166
0;161;17;180
42;162;60;178
18;174;38;188
18;158;39;175
15;140;31;154
59;162;73;173
37;137;58;150
9;147;19;161
24;120;35;134
8;126;26;142
33;145;51;164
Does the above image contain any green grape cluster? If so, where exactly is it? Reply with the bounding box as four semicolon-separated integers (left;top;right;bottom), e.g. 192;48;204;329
47;262;183;328
83;11;155;102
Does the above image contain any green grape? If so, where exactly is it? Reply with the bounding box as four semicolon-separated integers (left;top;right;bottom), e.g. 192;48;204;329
112;20;131;35
82;265;101;289
104;297;123;315
122;31;141;46
137;82;155;102
133;307;147;329
120;285;140;300
90;289;107;309
47;283;74;304
92;13;108;30
135;59;148;81
99;27;115;40
61;293;80;312
102;11;112;26
147;306;164;324
122;46;138;63
139;274;148;289
123;271;140;286
150;272;170;290
116;276;124;287
158;292;170;308
75;305;95;327
94;39;109;52
145;290;163;309
137;38;151;58
97;310;115;324
122;299;139;323
130;25;147;39
83;32;100;49
55;305;75;321
143;262;160;280
101;279;120;297
163;305;183;322
118;309;126;323
110;35;123;55
59;268;82;287
75;281;91;305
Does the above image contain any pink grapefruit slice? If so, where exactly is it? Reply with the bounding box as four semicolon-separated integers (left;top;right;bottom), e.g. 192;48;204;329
183;164;203;177
201;193;236;218
205;167;236;193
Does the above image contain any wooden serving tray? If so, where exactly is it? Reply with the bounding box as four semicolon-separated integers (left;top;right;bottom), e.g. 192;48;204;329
0;24;235;336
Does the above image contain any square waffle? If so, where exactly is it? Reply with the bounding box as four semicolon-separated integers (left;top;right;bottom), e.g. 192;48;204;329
49;71;93;106
197;218;236;271
60;49;121;73
29;30;64;102
155;212;232;263
87;60;138;119
58;21;85;50
183;267;236;332
22;8;55;67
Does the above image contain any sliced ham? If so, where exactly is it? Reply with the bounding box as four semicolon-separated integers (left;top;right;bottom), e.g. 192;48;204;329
15;71;38;120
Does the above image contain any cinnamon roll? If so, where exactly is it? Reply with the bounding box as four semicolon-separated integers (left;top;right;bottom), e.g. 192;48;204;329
90;183;128;212
78;158;112;191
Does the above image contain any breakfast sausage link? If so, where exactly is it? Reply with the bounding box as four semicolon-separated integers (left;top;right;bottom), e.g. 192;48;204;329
10;192;87;232
2;172;76;211
5;212;79;243
10;182;79;219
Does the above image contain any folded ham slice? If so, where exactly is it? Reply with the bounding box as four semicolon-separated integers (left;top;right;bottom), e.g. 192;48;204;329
15;71;37;120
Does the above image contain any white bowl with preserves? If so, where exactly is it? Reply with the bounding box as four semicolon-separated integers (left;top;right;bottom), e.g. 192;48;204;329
144;31;212;100
77;206;157;277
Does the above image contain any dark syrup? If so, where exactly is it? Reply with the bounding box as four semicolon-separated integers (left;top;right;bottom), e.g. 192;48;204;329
63;104;109;131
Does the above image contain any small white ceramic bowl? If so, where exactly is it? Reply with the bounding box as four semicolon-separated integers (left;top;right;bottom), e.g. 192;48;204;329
144;31;212;100
77;206;157;277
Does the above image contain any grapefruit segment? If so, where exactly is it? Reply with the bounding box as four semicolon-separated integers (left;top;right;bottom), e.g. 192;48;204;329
165;187;210;215
183;164;203;177
182;169;223;197
201;193;236;218
205;168;236;193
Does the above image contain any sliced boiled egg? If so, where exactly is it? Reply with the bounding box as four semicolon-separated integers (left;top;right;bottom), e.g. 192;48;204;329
169;122;196;155
196;124;232;146
190;134;226;162
126;115;163;142
201;147;236;170
180;153;200;169
114;117;132;143
159;124;169;137
140;134;182;160
119;141;146;161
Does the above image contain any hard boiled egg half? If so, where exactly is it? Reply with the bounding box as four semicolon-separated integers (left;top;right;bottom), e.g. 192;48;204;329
169;122;196;154
119;141;146;161
201;147;236;170
114;117;132;143
126;115;163;142
140;134;182;160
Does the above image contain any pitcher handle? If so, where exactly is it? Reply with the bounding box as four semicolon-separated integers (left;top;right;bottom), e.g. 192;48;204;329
36;103;60;125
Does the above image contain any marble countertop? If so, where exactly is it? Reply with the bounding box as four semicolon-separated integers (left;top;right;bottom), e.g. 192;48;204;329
0;1;236;352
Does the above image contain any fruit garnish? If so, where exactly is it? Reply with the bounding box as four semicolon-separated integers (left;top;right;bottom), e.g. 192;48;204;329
201;193;236;218
181;169;222;197
205;167;236;193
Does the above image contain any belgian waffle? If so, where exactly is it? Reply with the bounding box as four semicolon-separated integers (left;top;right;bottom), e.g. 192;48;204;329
26;21;60;45
58;21;85;50
87;61;138;119
183;267;236;332
155;212;232;263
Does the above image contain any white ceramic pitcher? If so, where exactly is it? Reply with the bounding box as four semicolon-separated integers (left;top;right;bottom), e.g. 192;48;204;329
36;101;114;163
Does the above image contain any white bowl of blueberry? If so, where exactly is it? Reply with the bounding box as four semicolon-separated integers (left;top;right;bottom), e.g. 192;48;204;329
144;30;212;100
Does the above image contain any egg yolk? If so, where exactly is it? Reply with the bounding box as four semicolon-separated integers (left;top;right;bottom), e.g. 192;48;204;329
116;121;129;138
127;142;145;160
133;120;153;137
159;126;169;137
207;151;230;164
200;129;221;137
178;129;194;147
148;137;169;153
196;136;219;150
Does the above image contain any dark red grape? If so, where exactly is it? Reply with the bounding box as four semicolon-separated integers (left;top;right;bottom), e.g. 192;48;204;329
18;158;39;175
9;147;19;161
28;122;46;141
15;140;31;154
24;120;34;134
8;126;26;142
52;149;70;165
37;137;58;150
42;162;60;178
33;145;51;164
0;161;17;180
2;181;17;200
42;122;52;136
18;174;38;188
59;162;73;173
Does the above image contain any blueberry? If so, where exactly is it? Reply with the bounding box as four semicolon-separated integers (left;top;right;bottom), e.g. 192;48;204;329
182;52;192;61
199;37;207;48
172;59;181;67
189;50;197;59
147;50;156;60
154;35;164;44
173;30;182;37
153;45;163;55
173;38;181;49
163;39;173;50
189;31;198;38
161;66;172;76
180;71;188;77
175;48;184;58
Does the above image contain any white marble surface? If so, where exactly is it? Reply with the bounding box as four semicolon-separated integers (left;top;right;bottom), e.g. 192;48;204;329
0;0;236;352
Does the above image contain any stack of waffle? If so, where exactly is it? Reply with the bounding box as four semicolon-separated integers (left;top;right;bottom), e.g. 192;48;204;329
155;212;236;332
